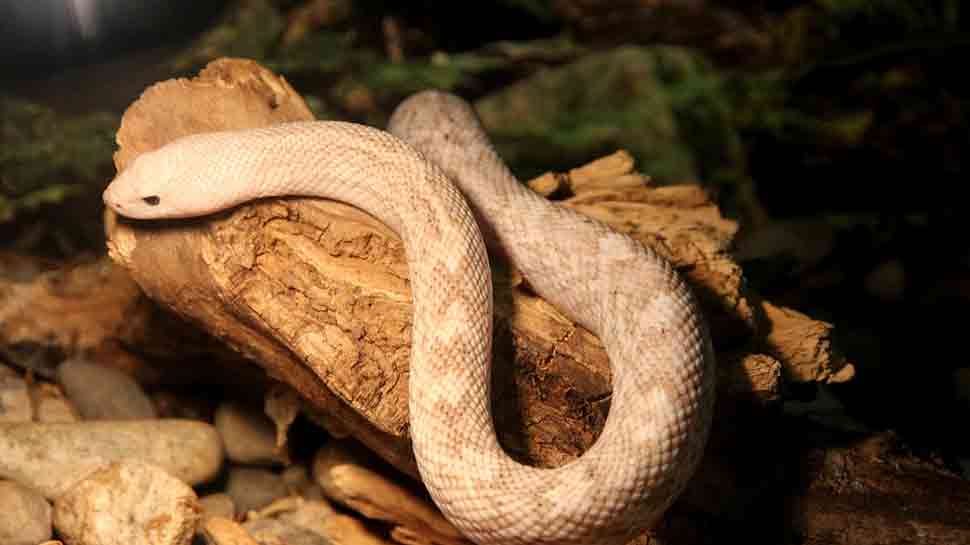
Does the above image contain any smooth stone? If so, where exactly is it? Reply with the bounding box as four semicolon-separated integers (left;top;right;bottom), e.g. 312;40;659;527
56;358;157;420
0;419;223;498
225;467;289;514
199;493;237;520
281;463;325;501
214;402;284;465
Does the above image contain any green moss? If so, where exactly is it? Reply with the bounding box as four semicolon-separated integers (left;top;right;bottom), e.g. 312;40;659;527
476;46;739;183
0;97;117;222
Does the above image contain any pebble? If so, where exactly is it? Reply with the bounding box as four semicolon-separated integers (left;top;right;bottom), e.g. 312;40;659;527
0;419;223;497
56;358;157;420
199;493;237;521
0;365;32;422
281;463;325;501
53;460;200;545
0;480;53;545
225;467;289;514
215;402;284;465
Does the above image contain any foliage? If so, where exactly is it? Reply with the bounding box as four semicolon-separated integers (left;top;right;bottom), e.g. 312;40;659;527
0;97;117;223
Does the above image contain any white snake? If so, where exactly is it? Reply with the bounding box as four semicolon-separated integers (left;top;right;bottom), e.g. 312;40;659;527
103;91;716;545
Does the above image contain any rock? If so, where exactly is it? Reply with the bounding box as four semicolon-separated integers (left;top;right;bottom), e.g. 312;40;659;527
56;358;157;420
199;493;237;520
225;467;289;514
215;402;284;465
0;480;52;545
0;420;223;498
53;460;200;545
281;463;324;501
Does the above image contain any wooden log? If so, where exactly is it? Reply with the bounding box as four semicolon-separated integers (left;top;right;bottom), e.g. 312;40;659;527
100;57;773;476
0;58;848;519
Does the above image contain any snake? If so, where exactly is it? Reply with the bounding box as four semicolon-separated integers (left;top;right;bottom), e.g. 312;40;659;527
103;90;716;545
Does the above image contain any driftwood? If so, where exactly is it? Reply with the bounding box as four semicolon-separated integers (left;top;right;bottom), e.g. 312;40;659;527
0;57;857;522
101;57;814;473
18;58;838;459
1;57;965;544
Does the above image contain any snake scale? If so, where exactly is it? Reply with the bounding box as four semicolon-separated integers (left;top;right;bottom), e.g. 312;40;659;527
103;90;716;545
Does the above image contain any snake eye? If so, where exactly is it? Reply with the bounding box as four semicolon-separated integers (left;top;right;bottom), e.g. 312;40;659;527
142;196;161;206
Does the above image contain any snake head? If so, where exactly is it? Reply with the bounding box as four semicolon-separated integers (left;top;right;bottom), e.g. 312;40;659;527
104;141;196;219
103;131;256;220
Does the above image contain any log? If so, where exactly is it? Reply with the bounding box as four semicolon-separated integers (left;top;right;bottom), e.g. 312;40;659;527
93;57;843;503
3;56;959;545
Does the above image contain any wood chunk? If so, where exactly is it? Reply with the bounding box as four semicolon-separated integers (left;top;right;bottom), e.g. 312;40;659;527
718;352;782;403
0;252;260;389
0;253;146;375
201;517;261;545
313;441;467;545
100;59;843;505
102;58;776;481
762;302;855;384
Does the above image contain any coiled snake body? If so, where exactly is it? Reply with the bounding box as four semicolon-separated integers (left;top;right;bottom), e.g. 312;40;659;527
103;91;716;545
